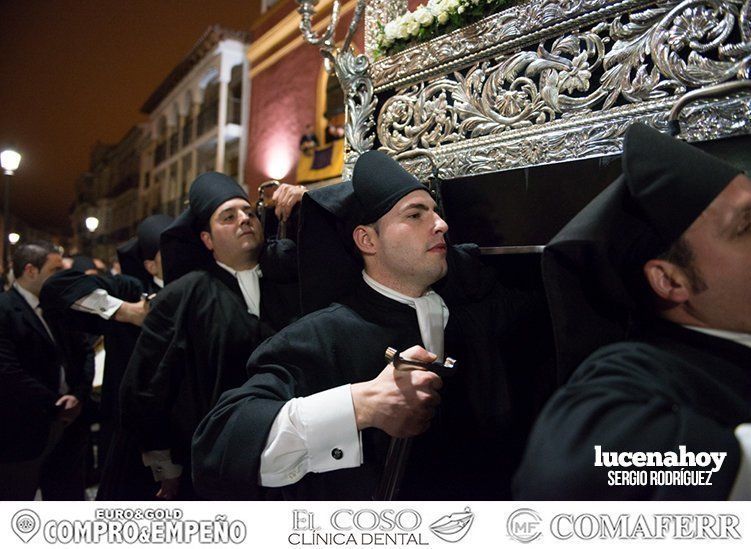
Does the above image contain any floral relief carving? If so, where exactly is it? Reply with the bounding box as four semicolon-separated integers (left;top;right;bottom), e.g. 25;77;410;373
377;0;751;159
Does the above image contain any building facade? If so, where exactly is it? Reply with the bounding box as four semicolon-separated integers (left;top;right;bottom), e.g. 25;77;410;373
70;126;146;260
139;25;252;219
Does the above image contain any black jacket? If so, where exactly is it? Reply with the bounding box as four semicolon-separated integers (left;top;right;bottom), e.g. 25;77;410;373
0;287;94;462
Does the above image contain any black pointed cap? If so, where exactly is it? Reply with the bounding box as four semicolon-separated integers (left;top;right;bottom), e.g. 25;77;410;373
160;172;250;283
352;150;425;225
623;122;739;247
543;123;741;381
117;214;174;285
188;172;249;228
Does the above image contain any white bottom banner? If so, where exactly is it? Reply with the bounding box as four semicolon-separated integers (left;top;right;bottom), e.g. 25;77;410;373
1;500;749;548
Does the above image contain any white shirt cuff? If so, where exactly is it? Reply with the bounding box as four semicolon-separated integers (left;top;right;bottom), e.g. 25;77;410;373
259;384;362;487
72;289;123;319
142;449;183;481
729;424;751;500
300;384;362;473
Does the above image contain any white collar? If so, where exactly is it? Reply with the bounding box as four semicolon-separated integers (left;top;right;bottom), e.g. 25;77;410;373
13;281;39;310
216;261;262;278
216;261;262;316
362;271;433;304
362;271;448;359
153;276;164;289
682;325;751;350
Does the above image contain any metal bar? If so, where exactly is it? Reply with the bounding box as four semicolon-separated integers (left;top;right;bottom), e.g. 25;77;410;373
479;245;545;255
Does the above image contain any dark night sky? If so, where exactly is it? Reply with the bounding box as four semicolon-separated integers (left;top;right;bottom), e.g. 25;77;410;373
0;0;260;234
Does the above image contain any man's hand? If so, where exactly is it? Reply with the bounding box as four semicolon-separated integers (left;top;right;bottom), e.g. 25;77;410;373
272;183;307;222
156;477;180;500
55;394;82;425
114;298;150;327
350;346;443;438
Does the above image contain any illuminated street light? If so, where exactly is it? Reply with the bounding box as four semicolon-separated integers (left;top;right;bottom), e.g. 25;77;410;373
85;216;100;232
1;148;22;271
8;232;20;245
0;150;21;175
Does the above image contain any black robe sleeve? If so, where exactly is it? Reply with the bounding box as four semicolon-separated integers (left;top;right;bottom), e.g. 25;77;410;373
40;271;145;335
192;304;386;500
191;312;338;499
513;342;743;500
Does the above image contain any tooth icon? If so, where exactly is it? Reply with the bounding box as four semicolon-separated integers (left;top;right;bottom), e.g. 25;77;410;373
430;507;474;543
11;509;41;544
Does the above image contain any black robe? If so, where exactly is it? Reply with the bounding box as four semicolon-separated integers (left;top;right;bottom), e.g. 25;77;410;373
40;272;151;426
112;262;298;499
513;320;751;500
192;265;547;500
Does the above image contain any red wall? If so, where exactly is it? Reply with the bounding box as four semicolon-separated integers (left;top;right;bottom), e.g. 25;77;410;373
245;8;365;196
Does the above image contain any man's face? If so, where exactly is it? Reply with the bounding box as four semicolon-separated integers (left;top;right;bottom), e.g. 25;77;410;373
680;173;751;332
365;189;449;295
200;198;264;267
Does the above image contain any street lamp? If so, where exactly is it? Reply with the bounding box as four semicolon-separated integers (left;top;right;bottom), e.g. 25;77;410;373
85;216;100;232
8;232;20;245
1;148;22;271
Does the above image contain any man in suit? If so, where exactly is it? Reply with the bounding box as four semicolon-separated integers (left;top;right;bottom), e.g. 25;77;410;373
0;241;94;500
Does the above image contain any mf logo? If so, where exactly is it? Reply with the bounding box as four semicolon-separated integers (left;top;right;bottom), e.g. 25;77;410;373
507;508;542;543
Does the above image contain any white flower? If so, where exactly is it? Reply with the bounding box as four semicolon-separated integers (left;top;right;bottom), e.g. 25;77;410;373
396;21;410;40
414;6;435;26
458;5;465;13
446;0;461;10
406;18;421;36
437;11;450;24
384;20;399;41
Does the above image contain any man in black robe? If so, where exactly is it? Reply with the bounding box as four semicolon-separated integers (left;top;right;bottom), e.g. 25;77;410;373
40;214;173;498
514;123;751;500
192;151;548;500
118;172;302;500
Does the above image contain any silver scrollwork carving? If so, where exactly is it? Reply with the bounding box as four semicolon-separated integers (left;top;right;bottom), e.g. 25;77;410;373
377;0;751;159
371;0;650;90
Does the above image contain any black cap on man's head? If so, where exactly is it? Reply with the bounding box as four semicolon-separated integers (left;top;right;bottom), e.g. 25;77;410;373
352;150;426;225
623;122;740;250
117;214;174;285
188;172;249;229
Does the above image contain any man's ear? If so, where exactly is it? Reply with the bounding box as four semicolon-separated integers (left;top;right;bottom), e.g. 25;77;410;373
643;259;690;304
352;225;376;256
22;262;37;279
199;231;213;251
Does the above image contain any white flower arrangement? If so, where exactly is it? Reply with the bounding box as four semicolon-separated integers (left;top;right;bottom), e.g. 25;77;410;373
377;0;509;57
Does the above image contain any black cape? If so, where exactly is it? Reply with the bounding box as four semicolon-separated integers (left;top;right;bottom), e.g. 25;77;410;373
193;246;550;500
113;259;298;499
513;320;751;500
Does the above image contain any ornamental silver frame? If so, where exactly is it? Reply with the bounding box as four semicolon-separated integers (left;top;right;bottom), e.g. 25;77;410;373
300;0;751;181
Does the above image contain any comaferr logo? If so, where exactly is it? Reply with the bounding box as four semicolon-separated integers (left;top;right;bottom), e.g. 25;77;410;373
550;513;741;540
